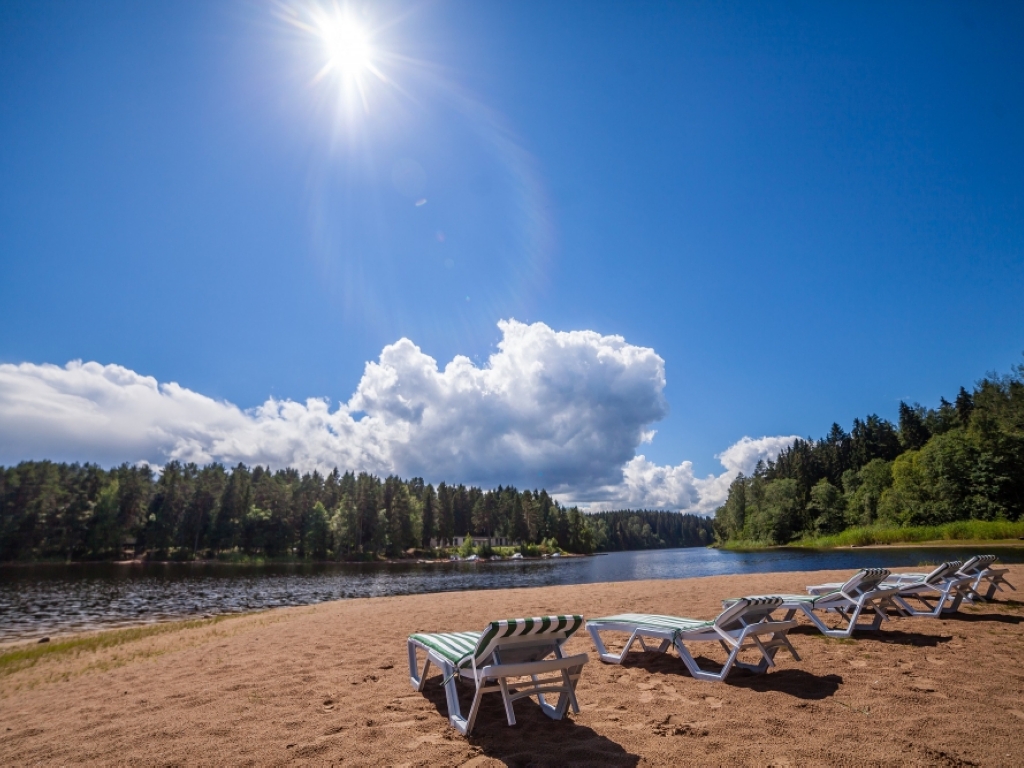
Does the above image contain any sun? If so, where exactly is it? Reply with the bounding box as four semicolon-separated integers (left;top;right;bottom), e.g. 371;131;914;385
319;15;373;80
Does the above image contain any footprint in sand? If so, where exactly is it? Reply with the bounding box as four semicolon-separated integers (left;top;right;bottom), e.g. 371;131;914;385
848;659;867;667
704;696;723;709
1009;710;1024;720
925;655;944;665
653;714;709;737
909;679;937;692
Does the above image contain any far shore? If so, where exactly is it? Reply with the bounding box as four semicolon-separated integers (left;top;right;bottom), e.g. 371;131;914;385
0;551;593;568
7;538;1024;566
841;538;1024;549
722;536;1024;552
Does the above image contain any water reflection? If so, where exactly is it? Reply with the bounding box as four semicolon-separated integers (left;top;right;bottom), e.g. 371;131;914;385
2;546;1020;643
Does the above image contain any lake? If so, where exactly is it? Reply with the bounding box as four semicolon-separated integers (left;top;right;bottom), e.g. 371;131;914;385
2;545;1021;644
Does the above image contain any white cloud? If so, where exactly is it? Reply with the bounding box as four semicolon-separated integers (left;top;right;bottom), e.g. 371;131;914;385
565;434;799;514
0;319;795;514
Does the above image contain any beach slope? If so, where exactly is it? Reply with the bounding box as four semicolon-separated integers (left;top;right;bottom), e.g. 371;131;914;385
2;566;1022;766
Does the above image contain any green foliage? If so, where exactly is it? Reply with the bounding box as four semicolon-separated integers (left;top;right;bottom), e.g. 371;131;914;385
715;357;1024;546
791;519;1024;548
1;461;712;561
808;478;845;535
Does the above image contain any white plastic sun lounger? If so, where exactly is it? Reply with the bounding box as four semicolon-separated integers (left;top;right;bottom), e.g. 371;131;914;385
805;561;953;594
808;560;972;618
959;555;1015;600
886;561;974;617
882;556;1014;602
883;560;965;588
586;596;800;682
723;568;901;638
408;615;588;736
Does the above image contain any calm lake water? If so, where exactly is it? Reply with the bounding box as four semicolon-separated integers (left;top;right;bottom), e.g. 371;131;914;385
2;546;1021;643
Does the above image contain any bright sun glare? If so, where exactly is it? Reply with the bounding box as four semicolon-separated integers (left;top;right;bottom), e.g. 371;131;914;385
320;15;373;79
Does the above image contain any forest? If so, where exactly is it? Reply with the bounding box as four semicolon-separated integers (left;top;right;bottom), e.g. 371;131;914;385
714;361;1024;545
0;461;713;561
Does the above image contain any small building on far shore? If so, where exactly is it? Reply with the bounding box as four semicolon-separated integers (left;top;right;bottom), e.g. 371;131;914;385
430;535;516;549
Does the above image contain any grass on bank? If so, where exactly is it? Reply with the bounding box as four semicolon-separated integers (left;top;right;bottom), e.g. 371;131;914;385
723;519;1024;550
0;615;234;678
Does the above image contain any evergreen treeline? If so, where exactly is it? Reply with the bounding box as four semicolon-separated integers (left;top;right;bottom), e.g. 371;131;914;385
0;462;711;561
714;362;1024;544
587;510;713;550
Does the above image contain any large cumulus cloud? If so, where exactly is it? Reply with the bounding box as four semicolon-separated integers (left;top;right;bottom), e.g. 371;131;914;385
0;320;795;513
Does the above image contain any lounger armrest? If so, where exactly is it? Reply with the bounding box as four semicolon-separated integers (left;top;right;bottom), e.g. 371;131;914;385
477;652;589;681
739;618;798;635
706;618;797;646
841;585;902;601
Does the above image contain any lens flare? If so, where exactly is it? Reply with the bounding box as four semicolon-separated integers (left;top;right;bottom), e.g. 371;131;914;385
319;14;372;80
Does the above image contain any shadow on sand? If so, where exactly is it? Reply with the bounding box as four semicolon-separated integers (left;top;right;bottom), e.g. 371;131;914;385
608;649;842;700
943;610;1024;625
417;673;640;767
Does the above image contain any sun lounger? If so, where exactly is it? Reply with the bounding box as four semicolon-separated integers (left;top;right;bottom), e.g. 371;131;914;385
883;560;965;588
809;560;972;618
723;568;901;638
408;615;588;735
586;596;800;682
887;561;974;617
958;555;1015;600
807;560;957;593
883;556;1015;602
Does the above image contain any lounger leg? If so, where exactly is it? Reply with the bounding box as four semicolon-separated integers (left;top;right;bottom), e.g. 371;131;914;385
673;638;728;682
776;632;800;661
408;642;431;691
497;678;517;726
638;636;672;653
798;604;837;637
563;665;583;715
942;588;965;614
464;680;486;735
440;661;470;735
588;625;642;664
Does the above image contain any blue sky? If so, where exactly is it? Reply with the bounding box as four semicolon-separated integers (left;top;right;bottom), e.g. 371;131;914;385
1;1;1022;511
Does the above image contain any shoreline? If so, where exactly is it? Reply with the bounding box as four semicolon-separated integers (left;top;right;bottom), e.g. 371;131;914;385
0;552;594;568
722;537;1024;552
6;536;1024;566
2;565;1023;765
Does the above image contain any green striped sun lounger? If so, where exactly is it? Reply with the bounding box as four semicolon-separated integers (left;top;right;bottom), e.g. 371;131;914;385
883;555;1014;603
408;615;588;736
722;569;900;639
809;561;973;618
586;597;800;683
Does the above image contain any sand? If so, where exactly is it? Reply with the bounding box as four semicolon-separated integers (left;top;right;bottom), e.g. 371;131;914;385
1;565;1022;766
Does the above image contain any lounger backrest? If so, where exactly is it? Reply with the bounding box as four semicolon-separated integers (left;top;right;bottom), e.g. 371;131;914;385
959;555;996;575
839;568;890;596
925;561;963;584
464;615;584;669
714;596;783;630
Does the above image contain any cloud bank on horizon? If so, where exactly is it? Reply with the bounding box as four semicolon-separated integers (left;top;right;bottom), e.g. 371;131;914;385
0;320;797;513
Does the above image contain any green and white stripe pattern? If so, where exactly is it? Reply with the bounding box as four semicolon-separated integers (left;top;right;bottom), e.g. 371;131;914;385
727;570;893;607
590;596;784;637
586;613;715;633
410;615;584;670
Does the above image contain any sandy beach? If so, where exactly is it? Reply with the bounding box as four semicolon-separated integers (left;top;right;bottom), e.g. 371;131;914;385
2;565;1022;766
